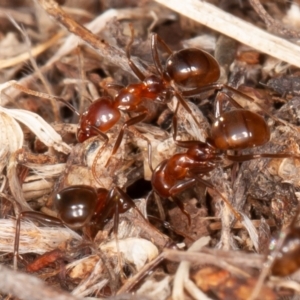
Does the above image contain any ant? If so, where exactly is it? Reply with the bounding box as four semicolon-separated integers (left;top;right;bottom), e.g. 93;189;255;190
74;25;234;168
248;206;300;300
151;89;300;224
13;184;148;270
271;216;300;277
11;26;238;173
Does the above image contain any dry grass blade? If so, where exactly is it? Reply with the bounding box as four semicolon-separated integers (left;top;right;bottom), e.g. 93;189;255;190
154;0;300;68
35;0;147;76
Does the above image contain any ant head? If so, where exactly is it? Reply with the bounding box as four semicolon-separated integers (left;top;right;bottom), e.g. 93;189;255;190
165;48;220;88
77;97;121;142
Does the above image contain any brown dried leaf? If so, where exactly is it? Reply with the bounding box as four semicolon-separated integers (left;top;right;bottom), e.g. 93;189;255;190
192;266;276;300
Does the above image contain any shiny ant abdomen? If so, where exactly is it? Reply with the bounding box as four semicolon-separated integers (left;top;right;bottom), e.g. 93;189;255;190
164;47;220;89
210;109;270;150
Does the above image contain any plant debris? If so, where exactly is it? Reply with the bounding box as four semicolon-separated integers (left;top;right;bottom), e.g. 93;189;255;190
1;0;300;299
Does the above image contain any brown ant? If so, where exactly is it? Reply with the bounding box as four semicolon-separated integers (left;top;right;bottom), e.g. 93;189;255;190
248;207;300;300
13;184;146;270
11;27;233;172
271;219;300;277
74;25;231;167
265;202;300;277
151;91;300;224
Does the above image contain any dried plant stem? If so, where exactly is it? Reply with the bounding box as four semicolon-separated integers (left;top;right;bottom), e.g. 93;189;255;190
249;0;300;38
154;0;300;68
209;218;276;231
0;31;65;70
0;265;78;300
35;0;146;76
117;253;166;294
8;16;59;121
164;249;264;269
172;236;211;300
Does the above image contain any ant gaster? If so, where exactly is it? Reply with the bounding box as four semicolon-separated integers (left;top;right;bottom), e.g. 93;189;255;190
271;225;300;277
270;205;300;277
249;206;300;299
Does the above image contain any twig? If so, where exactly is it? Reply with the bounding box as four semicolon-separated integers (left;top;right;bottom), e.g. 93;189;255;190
35;0;146;76
7;16;59;121
153;0;300;68
0;31;65;70
4;3;159;102
172;236;212;300
249;0;300;39
0;265;79;300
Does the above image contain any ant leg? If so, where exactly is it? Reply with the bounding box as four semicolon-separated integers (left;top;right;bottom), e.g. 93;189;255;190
214;91;245;118
180;81;257;100
173;90;205;134
182;82;273;119
148;215;195;242
150;33;173;75
126;24;146;81
95;186;148;233
169;176;241;221
150;33;168;76
194;176;242;221
171;196;191;226
11;83;80;117
226;152;300;162
105;112;148;167
181;82;250;99
95;187;126;279
175;139;209;149
167;178;197;226
151;191;166;221
165;88;204;142
14;211;63;270
172;98;181;142
181;82;224;97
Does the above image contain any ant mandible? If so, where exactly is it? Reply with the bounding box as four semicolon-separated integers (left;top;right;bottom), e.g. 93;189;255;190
13;184;146;270
151;91;300;224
